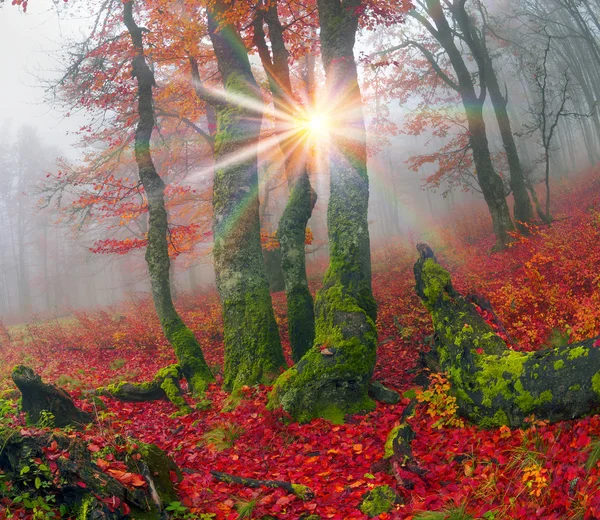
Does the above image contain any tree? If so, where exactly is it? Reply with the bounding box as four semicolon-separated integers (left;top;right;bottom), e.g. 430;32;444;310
270;0;379;423
253;0;318;362
452;0;534;231
205;0;286;390
122;0;213;395
519;35;590;223
409;0;514;250
413;244;600;428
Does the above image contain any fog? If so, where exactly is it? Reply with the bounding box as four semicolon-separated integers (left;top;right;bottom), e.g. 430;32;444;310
0;0;597;325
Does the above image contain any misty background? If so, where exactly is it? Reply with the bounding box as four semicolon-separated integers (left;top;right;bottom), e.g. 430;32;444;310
0;0;595;324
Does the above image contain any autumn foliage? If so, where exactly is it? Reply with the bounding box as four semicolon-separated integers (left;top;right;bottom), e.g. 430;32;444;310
0;167;598;518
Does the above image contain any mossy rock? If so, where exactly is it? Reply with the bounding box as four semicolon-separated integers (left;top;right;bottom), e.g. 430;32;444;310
359;485;399;517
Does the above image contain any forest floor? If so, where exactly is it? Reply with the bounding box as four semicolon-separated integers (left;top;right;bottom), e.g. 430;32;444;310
1;170;600;519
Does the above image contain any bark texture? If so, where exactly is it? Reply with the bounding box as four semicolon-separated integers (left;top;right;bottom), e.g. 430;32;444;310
254;2;318;362
123;1;214;395
278;172;317;362
207;1;286;391
414;243;600;428
270;0;378;423
12;365;92;428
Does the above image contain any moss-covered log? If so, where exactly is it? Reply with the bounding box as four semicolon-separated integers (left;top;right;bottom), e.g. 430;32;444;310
269;0;377;423
0;429;179;518
12;365;92;428
278;172;317;362
123;1;214;396
414;244;600;428
97;364;192;414
207;1;286;391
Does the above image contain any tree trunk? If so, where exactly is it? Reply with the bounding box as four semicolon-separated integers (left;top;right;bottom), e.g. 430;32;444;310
270;0;378;423
454;6;533;232
421;0;514;250
254;2;318;362
123;1;213;395
278;172;317;362
207;1;285;391
414;244;600;428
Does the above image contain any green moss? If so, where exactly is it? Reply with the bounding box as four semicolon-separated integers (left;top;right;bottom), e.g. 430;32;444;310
384;425;401;459
475;351;528;407
164;320;214;395
77;496;94;520
160;377;191;414
569;384;581;391
221;288;286;391
479;409;509;429
421;259;452;309
553;360;565;370
134;441;180;504
567;346;589;360
269;278;377;423
290;484;312;500
592;372;600;396
359;485;397;517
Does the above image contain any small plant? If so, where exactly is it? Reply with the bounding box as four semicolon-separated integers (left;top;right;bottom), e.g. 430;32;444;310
416;373;465;429
37;410;55;429
585;438;600;472
201;423;245;451
109;358;126;370
166;501;188;516
413;504;474;520
234;497;258;519
165;501;216;520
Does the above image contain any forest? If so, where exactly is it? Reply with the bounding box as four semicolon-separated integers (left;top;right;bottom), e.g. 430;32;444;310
0;0;600;518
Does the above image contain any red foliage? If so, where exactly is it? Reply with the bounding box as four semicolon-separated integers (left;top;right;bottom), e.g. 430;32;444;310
2;169;600;518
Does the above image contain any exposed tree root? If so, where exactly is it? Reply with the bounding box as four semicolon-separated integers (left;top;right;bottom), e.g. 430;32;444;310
210;470;314;500
97;364;193;414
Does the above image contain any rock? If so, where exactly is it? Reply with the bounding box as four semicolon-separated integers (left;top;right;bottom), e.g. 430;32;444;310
368;381;400;404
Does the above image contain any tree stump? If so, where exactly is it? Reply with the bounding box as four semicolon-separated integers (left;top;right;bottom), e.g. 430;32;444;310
12;365;93;428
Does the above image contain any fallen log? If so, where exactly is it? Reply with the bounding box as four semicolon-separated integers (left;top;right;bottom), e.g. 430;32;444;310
413;243;600;428
210;471;314;500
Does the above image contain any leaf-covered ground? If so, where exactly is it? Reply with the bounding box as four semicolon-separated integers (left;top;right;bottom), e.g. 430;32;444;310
1;171;600;519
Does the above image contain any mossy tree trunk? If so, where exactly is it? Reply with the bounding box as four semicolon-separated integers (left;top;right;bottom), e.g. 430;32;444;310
123;1;213;394
254;2;317;362
414;244;600;428
207;1;286;391
269;0;378;423
453;4;533;232
278;172;317;362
